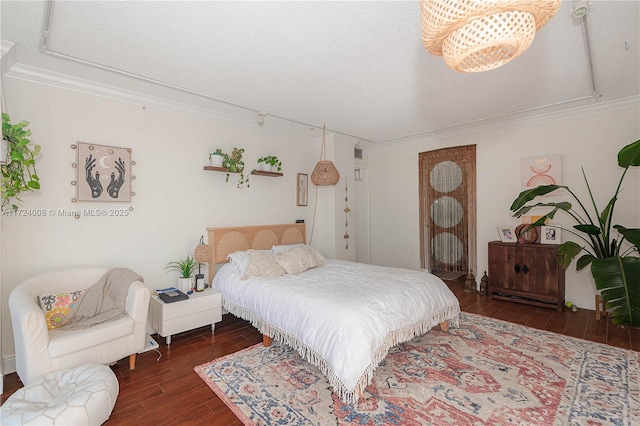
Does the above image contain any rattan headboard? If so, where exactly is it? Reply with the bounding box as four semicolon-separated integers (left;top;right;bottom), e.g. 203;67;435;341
206;223;306;279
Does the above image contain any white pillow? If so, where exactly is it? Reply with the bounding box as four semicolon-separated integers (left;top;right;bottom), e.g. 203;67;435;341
276;246;318;275
227;251;251;275
245;250;285;277
272;244;325;266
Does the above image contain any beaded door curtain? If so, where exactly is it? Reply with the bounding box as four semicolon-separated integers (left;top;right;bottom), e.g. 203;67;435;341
419;145;476;279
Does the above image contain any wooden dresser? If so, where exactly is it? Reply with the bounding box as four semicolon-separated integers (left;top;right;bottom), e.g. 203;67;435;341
488;241;565;311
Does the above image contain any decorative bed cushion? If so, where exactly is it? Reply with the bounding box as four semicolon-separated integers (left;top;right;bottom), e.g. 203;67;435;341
228;251;251;275
272;244;325;266
276;246;318;275
38;289;85;330
246;250;285;277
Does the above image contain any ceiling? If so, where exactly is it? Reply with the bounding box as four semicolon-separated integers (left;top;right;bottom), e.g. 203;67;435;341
1;1;639;149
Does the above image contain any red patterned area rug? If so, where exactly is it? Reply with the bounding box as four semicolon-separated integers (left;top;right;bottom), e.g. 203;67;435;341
194;313;639;425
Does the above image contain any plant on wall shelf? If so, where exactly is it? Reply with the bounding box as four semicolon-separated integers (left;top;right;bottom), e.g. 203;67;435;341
222;147;249;188
510;139;640;327
1;113;41;211
257;155;282;172
209;148;224;167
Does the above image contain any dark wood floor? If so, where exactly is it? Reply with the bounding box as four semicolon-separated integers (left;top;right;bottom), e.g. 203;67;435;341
2;279;639;425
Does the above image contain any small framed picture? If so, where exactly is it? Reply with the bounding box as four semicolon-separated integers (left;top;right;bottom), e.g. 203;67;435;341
540;226;560;244
498;226;517;243
297;173;308;206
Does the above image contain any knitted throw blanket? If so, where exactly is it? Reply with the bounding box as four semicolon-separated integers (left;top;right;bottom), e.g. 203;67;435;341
61;268;143;330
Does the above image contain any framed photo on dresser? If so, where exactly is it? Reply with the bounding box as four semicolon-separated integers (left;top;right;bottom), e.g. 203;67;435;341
540;226;560;244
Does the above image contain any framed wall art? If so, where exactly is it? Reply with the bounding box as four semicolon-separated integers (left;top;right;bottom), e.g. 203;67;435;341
297;173;308;206
76;142;132;202
521;154;562;194
540;226;560;244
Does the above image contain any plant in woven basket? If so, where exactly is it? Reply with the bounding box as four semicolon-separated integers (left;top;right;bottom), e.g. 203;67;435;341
510;139;640;327
222;147;249;188
2;113;41;211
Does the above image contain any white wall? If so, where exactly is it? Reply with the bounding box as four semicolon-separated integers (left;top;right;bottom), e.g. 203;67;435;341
0;77;334;368
369;105;640;310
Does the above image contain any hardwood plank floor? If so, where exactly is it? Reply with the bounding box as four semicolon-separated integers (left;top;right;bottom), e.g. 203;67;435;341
2;279;638;425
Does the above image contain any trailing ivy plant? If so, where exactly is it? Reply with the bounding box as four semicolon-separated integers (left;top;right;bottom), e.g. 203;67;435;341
510;139;640;327
222;147;249;188
257;155;282;172
1;113;41;210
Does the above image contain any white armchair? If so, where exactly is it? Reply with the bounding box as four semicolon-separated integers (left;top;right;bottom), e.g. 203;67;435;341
9;267;150;386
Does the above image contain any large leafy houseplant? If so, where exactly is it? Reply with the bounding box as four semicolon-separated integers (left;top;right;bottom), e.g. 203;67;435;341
1;113;41;210
510;139;640;326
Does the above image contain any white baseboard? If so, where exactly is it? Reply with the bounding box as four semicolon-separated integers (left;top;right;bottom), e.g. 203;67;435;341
2;355;16;376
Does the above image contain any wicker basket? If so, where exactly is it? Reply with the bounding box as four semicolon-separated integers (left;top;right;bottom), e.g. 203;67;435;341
420;0;561;72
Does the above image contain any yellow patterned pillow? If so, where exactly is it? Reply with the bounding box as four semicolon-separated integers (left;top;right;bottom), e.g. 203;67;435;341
39;290;85;330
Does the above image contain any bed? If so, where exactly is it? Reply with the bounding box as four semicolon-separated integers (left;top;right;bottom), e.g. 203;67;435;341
206;223;460;403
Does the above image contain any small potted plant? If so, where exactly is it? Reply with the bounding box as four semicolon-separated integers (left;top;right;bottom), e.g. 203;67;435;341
257;155;282;172
209;148;224;167
222;147;249;188
2;113;41;211
166;254;203;293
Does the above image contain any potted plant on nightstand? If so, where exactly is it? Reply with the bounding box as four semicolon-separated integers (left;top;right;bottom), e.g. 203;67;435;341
257;155;282;172
2;113;41;211
166;254;202;293
223;147;249;188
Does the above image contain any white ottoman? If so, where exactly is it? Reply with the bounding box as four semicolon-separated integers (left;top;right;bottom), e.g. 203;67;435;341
0;363;119;425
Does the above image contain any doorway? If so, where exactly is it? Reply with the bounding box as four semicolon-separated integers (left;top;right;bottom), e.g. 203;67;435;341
419;145;476;280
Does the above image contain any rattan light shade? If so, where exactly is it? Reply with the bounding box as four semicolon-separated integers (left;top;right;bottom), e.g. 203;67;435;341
194;236;210;263
420;0;561;73
311;125;340;186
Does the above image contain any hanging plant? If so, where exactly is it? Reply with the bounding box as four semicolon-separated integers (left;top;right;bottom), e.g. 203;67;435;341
222;147;249;188
1;113;41;210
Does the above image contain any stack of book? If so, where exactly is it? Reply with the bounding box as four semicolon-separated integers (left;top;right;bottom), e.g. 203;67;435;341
155;287;189;303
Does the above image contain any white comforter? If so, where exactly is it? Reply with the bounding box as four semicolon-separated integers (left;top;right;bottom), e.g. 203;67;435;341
212;259;460;403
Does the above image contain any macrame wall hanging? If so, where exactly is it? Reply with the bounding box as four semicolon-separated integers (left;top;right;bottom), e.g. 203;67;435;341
311;125;340;186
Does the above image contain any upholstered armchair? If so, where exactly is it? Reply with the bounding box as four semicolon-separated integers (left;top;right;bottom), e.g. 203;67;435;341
9;267;150;386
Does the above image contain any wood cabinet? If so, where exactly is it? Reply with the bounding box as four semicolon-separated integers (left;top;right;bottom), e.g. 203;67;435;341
488;241;565;311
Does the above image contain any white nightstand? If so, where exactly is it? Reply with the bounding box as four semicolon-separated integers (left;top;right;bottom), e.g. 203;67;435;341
150;288;222;345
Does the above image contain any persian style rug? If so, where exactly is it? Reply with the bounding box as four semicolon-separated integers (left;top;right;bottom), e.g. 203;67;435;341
194;313;640;425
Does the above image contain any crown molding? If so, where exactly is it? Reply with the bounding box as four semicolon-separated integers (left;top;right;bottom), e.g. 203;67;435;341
1;40;17;76
3;61;638;151
2;62;277;131
366;95;640;152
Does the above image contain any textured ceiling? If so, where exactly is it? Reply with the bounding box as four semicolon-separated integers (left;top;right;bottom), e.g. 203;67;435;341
1;1;639;147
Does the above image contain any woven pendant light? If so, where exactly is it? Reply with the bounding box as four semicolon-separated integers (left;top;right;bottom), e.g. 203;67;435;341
420;0;561;73
193;235;210;263
311;125;340;186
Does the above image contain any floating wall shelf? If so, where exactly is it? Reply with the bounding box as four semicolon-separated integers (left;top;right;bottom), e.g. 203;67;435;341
204;166;283;177
250;170;283;177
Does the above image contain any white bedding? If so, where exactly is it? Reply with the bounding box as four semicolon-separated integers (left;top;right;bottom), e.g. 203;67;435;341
212;259;460;403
